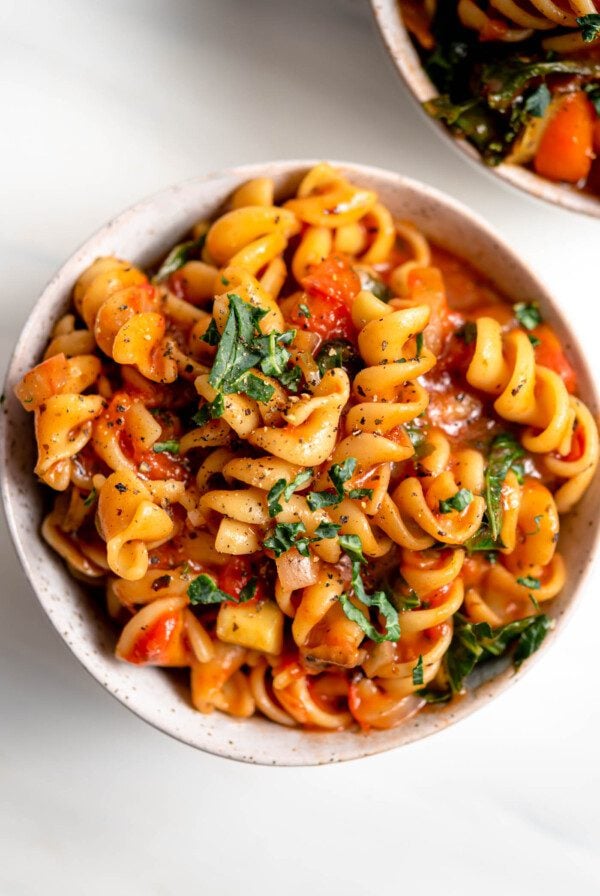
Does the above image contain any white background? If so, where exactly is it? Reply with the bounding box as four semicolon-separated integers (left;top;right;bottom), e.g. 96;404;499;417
2;1;599;893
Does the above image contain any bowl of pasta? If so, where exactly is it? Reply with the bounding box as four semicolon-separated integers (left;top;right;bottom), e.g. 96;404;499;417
371;1;600;217
2;160;599;765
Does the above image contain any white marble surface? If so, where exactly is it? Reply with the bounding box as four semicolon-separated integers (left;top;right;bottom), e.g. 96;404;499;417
1;1;599;892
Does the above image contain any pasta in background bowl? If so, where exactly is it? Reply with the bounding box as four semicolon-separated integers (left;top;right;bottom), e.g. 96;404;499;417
2;160;598;765
371;0;600;218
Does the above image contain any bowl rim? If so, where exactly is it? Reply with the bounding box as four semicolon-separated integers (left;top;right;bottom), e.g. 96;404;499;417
2;158;599;765
369;0;600;220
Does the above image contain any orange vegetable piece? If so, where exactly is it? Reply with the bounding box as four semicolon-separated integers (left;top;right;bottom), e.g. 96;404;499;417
531;323;577;394
534;92;595;184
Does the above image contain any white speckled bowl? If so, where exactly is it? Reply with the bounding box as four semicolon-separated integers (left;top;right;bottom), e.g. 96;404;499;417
370;0;600;219
2;160;598;765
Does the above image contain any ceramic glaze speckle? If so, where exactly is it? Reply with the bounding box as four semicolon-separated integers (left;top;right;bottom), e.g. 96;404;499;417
370;1;600;220
1;159;599;765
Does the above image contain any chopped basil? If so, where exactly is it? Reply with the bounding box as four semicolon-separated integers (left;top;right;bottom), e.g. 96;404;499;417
523;83;551;119
257;329;296;378
482;59;600;112
192;392;225;425
482;432;525;543
517;576;541;590
83;488;97;508
439;488;473;514
298;303;311;318
188;574;231;605
412;655;424;687
585;83;600;116
514;302;542;331
528;334;541;348
355;268;394;302
208;294;268;393
401;591;421;610
577;13;600;42
153;440;180;454
278;365;302;393
339;533;366;564
263;522;311;558
339;561;400;643
267;468;314;517
307;457;358;510
188;572;255;605
445;613;552;693
348;487;373;501
201;318;220;346
457;321;477;344
315;339;362;379
415;332;424;359
154;233;206;282
313;521;341;540
238;577;258;603
242;373;275;403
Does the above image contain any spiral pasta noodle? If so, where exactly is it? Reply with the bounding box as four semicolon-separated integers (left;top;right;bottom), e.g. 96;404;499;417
16;164;598;731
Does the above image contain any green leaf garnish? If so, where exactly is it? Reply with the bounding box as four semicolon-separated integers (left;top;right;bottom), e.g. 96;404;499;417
188;574;231;605
266;468;313;517
348;487;374;501
313;522;341;540
154;234;206;282
412;655;424;687
483;432;525;543
307;457;358;510
514;302;542;331
278;365;302;393
439;488;473;514
83;488;97;508
263;522;310;558
315;339;362;379
457;321;477;344
577;13;600;42
238;577;258;603
339;561;400;644
239;373;274;403
153;440;180;454
517;576;541;590
523;83;551;119
415;332;424;359
355;268;394;302
339;533;366;564
445;613;552;693
201;318;220;346
298;303;311;318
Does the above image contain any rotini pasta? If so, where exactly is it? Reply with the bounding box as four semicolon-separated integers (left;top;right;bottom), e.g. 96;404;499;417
16;165;598;731
401;2;600;195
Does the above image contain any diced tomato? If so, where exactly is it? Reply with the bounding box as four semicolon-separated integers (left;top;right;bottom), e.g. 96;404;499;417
564;423;585;463
534;92;595;184
301;255;360;307
101;392;187;480
437;326;476;376
407;266;452;355
217;557;265;604
124;610;183;665
531;324;577;394
287;292;356;344
135;448;187;481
